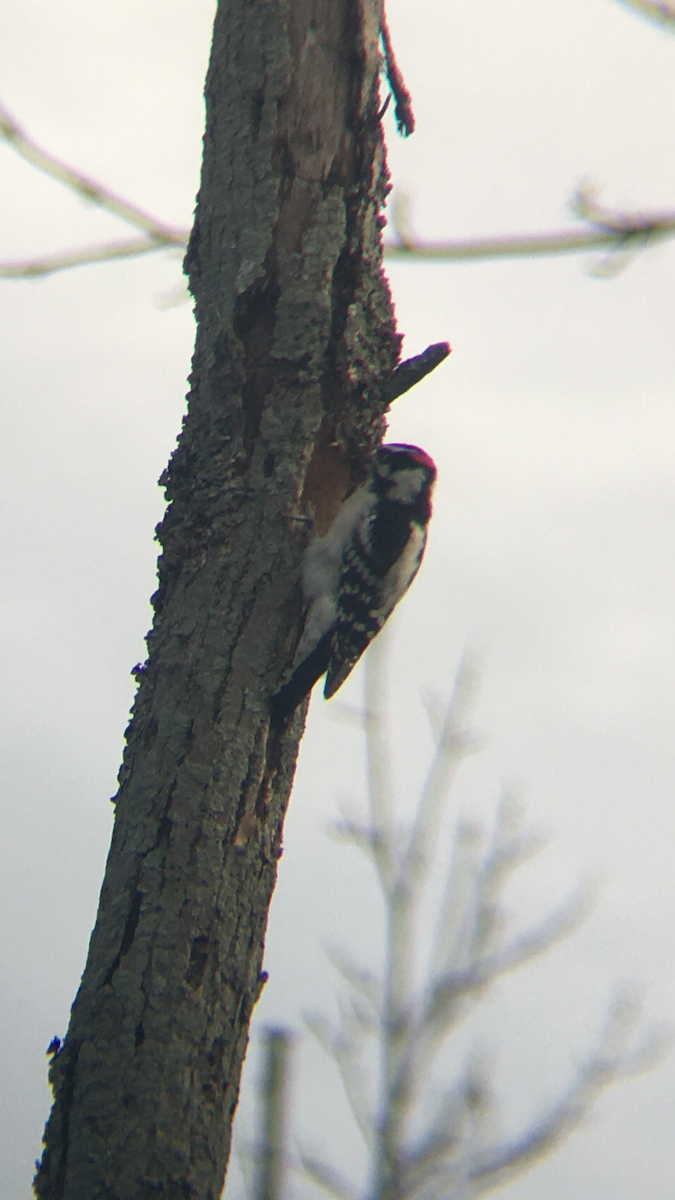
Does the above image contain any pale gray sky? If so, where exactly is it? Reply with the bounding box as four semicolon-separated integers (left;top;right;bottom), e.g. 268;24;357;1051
1;2;674;1197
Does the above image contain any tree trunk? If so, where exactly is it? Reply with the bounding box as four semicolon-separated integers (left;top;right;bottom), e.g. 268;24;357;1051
35;0;398;1197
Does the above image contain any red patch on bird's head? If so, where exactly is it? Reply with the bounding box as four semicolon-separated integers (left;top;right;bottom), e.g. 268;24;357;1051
377;443;437;477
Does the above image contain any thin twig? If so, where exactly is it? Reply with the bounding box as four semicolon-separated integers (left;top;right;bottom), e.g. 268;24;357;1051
0;102;188;278
616;0;675;31
364;634;399;897
0;238;182;278
387;189;675;271
0;104;187;241
384;220;675;263
379;12;415;136
299;1155;356;1200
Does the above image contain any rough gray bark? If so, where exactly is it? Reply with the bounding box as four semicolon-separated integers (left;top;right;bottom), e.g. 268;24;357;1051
35;1;401;1197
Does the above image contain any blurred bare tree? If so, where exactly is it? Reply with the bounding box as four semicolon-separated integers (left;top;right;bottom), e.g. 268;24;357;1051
241;648;665;1200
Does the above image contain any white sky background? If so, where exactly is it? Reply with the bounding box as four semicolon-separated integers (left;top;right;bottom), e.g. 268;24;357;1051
1;1;674;1197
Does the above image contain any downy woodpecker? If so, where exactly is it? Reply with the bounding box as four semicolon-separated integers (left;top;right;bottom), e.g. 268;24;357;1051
271;443;436;725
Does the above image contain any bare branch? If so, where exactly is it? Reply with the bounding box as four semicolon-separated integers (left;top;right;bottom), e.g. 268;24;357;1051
363;636;400;897
3;104;674;281
387;189;675;270
616;0;675;30
324;944;381;1015
384;219;675;265
398;657;479;896
305;998;376;1151
0;104;187;242
396;992;668;1200
0;102;188;278
334;1000;378;1149
254;1029;293;1200
456;992;659;1198
402;1056;492;1194
419;882;594;1035
299;1154;357;1200
0;238;182;279
428;794;548;993
331;814;403;877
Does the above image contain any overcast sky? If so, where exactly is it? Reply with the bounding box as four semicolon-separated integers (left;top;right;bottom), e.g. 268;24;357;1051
1;2;675;1197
